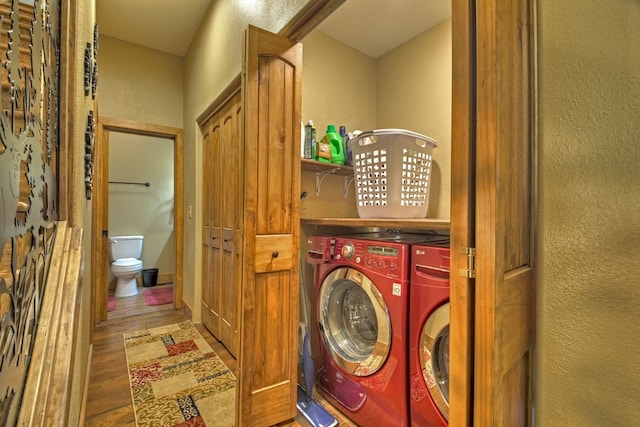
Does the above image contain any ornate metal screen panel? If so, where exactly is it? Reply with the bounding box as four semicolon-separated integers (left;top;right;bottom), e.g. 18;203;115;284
0;0;60;424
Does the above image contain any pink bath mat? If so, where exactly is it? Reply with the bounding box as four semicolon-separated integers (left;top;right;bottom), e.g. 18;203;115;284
143;287;173;306
107;295;116;312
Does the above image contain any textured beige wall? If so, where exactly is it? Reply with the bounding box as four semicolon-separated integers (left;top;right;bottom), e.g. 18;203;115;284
98;36;183;284
302;29;377;137
72;0;95;424
377;19;451;219
537;0;640;425
98;36;183;126
300;29;376;219
300;21;451;220
183;0;309;318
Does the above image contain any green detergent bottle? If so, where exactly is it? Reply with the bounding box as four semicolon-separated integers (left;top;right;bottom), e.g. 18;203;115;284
324;124;345;165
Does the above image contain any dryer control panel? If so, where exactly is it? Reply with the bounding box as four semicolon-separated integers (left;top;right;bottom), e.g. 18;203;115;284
411;242;451;287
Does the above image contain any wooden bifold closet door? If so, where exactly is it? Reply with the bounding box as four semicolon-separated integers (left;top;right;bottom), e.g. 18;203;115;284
200;24;301;426
238;25;302;426
201;90;242;358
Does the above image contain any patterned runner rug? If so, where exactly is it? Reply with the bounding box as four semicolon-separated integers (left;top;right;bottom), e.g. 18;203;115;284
124;321;236;427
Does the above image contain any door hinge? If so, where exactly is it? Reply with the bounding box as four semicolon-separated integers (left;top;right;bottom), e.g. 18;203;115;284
460;247;476;278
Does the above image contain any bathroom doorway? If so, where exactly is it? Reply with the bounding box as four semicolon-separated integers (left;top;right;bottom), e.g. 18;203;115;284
91;117;184;324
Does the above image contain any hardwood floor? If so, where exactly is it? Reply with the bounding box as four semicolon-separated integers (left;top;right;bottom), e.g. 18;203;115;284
107;283;175;320
85;291;356;427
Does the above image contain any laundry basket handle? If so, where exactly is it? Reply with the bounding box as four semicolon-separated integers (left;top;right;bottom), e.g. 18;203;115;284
349;128;437;148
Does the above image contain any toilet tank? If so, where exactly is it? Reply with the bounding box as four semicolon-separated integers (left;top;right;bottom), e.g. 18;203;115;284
108;235;144;261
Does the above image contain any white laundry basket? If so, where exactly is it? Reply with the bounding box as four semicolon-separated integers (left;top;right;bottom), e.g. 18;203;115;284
349;129;437;218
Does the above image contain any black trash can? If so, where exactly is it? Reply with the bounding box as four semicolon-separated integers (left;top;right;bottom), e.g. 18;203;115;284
142;268;159;287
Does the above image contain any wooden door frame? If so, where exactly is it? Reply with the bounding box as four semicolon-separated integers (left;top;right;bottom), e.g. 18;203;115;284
91;117;184;324
228;0;533;424
280;0;477;424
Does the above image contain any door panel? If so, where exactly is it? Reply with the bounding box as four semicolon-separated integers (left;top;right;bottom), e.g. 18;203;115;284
474;0;536;425
201;90;242;356
201;122;213;329
240;25;301;427
255;57;295;234
202;116;222;336
210;115;223;335
252;271;293;385
221;228;238;356
220;93;242;357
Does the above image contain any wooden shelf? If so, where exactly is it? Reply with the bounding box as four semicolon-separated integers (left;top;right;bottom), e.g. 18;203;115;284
301;158;353;176
301;217;450;231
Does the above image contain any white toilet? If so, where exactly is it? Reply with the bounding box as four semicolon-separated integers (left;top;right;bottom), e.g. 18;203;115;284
108;235;144;297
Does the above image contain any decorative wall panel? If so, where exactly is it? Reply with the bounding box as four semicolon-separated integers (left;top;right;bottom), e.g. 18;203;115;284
0;0;61;424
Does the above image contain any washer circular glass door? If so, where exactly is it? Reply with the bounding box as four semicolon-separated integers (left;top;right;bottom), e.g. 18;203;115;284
419;302;450;420
318;267;391;376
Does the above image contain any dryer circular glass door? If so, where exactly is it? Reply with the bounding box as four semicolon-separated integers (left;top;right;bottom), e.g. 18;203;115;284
318;267;391;376
419;302;450;420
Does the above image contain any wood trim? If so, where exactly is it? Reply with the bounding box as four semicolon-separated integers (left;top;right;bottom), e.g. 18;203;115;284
93;123;109;322
449;0;476;425
98;117;183;138
528;2;539;424
78;344;93;426
18;222;83;425
58;0;77;222
174;128;185;310
278;0;346;41
157;272;174;285
92;123;101;324
181;300;193;321
301;217;450;231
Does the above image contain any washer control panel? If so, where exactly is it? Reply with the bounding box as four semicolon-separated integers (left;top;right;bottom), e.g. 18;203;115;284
333;237;409;276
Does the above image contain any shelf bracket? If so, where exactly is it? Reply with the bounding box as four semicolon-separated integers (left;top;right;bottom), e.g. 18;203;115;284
315;169;337;196
343;175;354;198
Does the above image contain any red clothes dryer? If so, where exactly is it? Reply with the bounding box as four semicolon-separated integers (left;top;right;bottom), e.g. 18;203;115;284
409;241;451;427
313;235;414;427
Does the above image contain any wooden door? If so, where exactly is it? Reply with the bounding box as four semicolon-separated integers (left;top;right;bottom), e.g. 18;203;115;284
220;92;242;357
202;112;222;337
450;0;536;424
449;0;476;424
239;25;302;427
200;85;242;355
474;0;536;425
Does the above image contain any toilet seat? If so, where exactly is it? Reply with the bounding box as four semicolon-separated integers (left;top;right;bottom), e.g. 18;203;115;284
112;258;143;275
112;257;143;268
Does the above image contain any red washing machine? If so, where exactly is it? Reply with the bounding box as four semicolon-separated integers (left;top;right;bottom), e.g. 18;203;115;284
409;240;451;427
312;234;415;427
